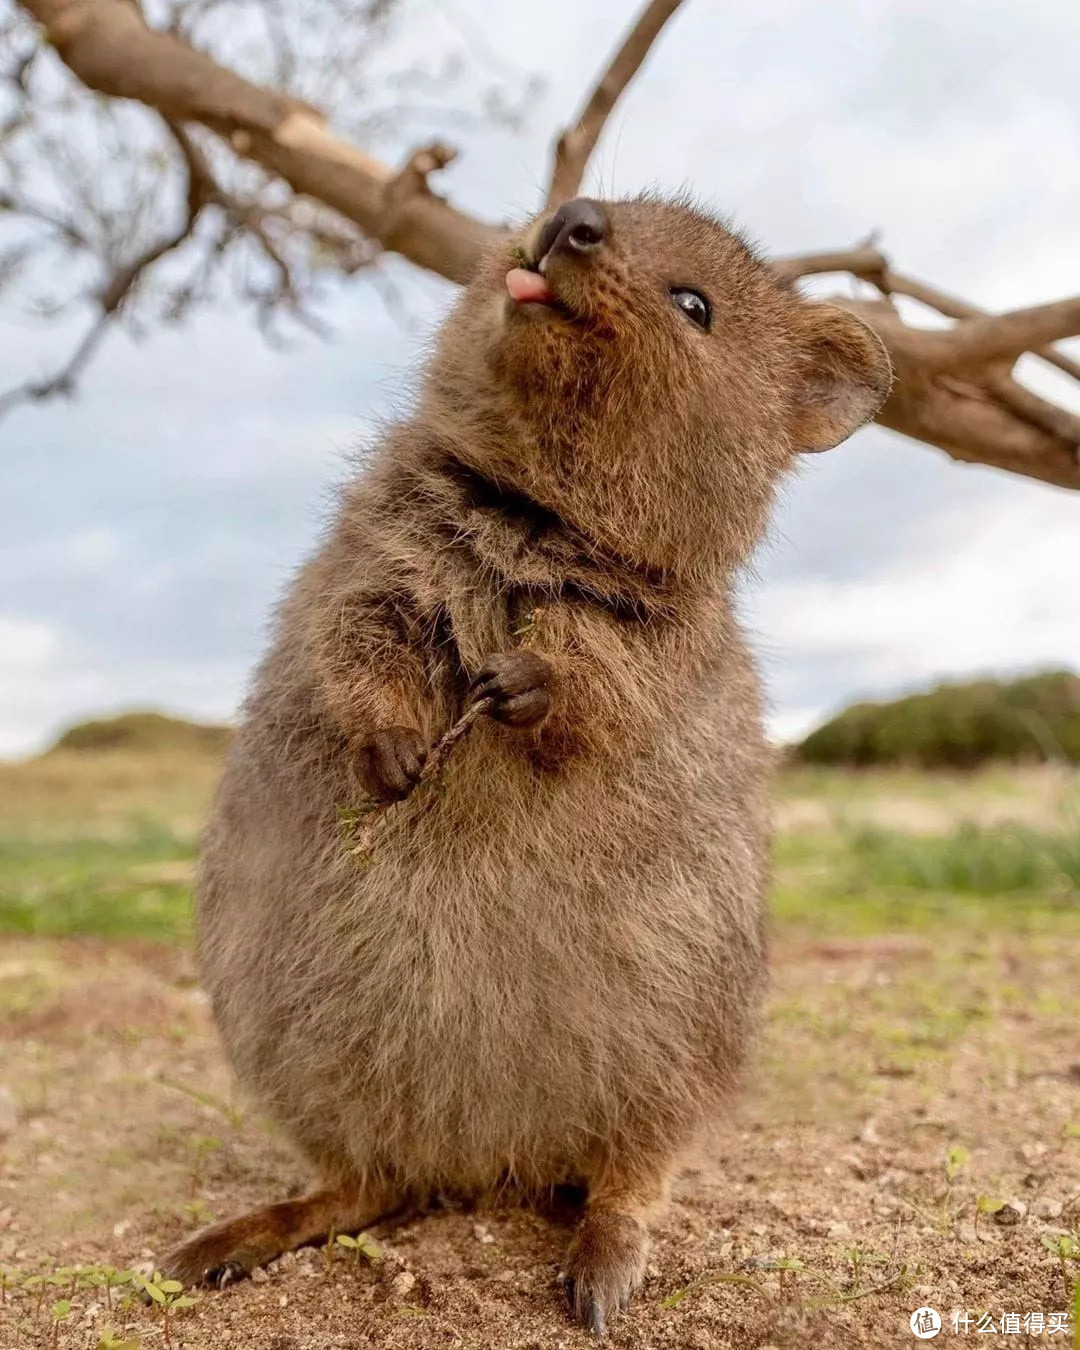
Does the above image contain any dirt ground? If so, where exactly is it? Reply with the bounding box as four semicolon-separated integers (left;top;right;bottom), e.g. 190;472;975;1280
2;922;1078;1350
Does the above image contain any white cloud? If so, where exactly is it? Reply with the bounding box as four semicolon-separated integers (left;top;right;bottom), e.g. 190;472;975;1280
0;616;61;672
0;616;65;755
751;484;1080;739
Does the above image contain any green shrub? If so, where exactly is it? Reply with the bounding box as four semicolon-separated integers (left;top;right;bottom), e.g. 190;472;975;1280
50;711;231;757
795;670;1080;769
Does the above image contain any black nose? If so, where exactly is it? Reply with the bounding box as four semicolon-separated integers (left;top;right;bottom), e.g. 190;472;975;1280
536;198;607;263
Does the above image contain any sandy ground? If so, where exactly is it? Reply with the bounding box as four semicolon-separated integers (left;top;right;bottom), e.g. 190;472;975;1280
1;926;1078;1350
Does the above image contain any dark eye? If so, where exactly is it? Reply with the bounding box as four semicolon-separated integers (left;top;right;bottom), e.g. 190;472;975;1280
670;288;710;330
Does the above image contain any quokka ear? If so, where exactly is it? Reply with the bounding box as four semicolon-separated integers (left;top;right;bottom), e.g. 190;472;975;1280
790;304;893;453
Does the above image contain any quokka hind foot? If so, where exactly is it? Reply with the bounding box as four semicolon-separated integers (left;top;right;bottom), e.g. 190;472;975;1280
161;1184;398;1288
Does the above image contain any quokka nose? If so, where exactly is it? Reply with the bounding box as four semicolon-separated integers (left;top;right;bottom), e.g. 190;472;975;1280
536;198;608;264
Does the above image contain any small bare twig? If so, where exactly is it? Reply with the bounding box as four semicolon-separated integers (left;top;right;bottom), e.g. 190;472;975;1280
546;0;684;209
338;697;492;863
0;131;205;419
381;140;458;240
771;246;889;285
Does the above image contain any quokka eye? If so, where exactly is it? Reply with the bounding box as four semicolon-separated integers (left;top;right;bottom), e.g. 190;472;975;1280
670;288;711;330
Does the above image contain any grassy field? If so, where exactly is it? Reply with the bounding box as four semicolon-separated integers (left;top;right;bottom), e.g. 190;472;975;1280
3;752;1078;946
0;749;1078;1348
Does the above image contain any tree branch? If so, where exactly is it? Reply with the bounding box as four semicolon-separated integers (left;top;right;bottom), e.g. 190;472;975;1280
545;0;685;209
876;370;1080;491
834;297;1080;491
772;246;888;284
924;297;1080;372
776;245;1080;382
11;0;1080;491
0;116;207;420
18;0;501;283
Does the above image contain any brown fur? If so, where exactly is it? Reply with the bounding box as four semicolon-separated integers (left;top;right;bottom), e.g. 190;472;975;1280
161;195;890;1332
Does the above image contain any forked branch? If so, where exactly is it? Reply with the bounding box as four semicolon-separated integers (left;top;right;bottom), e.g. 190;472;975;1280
545;0;685;209
927;297;1080;372
776;246;1080;381
0;123;209;419
778;248;1080;490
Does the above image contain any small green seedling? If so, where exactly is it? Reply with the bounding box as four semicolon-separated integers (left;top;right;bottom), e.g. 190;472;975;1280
188;1134;222;1192
97;1329;142;1350
945;1144;970;1182
181;1198;214;1227
974;1194;1005;1237
334;1232;384;1264
22;1272;46;1316
48;1265;87;1298
897;1143;973;1235
843;1246;891;1293
94;1265;137;1310
1040;1234;1080;1301
132;1272;197;1348
50;1298;72;1348
158;1076;245;1132
768;1257;806;1303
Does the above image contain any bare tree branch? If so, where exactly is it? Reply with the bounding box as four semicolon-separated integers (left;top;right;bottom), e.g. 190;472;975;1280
770;242;1080;490
0;311;107;417
545;0;684;209
829;296;1080;491
923;297;1080;373
875;366;1080;491
777;245;1080;383
382;140;458;234
16;0;501;283
986;373;1080;446
8;0;1080;492
0;123;206;417
772;247;888;284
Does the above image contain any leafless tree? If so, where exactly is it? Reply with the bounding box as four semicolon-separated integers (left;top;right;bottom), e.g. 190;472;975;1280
3;0;1079;491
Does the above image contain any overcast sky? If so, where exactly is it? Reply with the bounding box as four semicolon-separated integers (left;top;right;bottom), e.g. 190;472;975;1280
2;0;1078;756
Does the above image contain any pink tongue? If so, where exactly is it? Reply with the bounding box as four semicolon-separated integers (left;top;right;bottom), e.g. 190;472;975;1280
506;267;554;304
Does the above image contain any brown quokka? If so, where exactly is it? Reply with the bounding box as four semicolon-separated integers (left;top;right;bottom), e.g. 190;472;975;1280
162;194;890;1333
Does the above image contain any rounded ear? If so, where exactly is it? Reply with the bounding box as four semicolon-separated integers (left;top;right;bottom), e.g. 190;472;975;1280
790;304;893;453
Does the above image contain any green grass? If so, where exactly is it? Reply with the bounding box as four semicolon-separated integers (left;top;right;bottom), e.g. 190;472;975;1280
773;820;1080;935
848;821;1080;894
0;818;195;941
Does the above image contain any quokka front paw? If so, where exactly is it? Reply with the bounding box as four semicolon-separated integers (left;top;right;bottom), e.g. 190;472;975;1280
470;650;553;728
357;725;428;800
